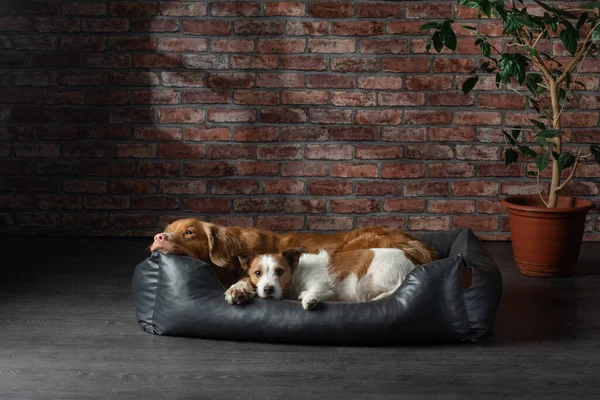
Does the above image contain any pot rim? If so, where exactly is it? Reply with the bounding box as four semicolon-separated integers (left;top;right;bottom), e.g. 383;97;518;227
501;195;595;214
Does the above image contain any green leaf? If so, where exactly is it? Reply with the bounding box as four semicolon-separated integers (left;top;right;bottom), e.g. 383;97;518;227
505;148;519;164
576;13;588;30
530;119;546;131
584;1;600;9
480;41;491;57
519;145;537;158
462;25;477;31
503;130;517;145
420;22;440;30
532;0;576;18
557;152;576;171
462;76;479;94
525;73;544;94
441;27;457;50
481;0;492;17
536;152;550;172
536;136;547;146
536;129;564;138
592;24;600;41
591;144;600;163
560;27;578;56
432;31;444;52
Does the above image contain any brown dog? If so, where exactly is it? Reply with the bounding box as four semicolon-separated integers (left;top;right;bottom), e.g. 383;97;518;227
150;218;438;304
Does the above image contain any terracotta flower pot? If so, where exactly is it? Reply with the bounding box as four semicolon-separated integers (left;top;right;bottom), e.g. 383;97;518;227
501;195;594;277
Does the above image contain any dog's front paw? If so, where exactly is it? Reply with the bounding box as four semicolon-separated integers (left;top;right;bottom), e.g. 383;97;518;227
225;282;254;305
299;293;319;310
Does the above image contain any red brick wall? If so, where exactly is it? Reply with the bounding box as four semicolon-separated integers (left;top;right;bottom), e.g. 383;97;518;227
1;1;599;239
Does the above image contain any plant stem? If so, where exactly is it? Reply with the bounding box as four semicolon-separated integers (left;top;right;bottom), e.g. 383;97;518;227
548;81;562;208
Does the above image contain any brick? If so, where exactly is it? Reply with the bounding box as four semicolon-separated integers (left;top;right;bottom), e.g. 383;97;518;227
383;199;426;213
14;144;60;158
231;55;278;69
159;180;207;194
357;217;406;230
116;144;156;158
355;145;402;160
209;144;255;159
280;56;326;71
211;2;260;16
108;36;156;51
332;21;383;36
158;38;206;52
160;144;205;159
208;73;253;88
427;163;475;178
139;162;180;177
307;180;353;196
0;177;58;193
305;144;352;160
307;74;353;89
183;20;230;35
236;161;278;176
560;112;598;127
359;40;408;55
357;2;403;17
0;160;33;174
433;58;475;73
131;19;179;32
429;127;475;141
110;180;156;194
260;108;307;123
62;142;113;158
181;198;230;213
210;217;253;227
31;52;80;68
62;3;106;15
405;76;452;91
234;127;277;142
478;163;522;177
307;216;353;231
211;39;254;53
428;200;475;214
11;106;57;123
405;110;452;125
479;94;526;109
331;199;380;214
233;90;278;105
211;180;259;195
134;90;181;105
282;90;328;105
12;71;58;87
35;195;80;210
112;71;157;86
580;95;600;110
456;145;498;161
158;108;205;123
383;57;430;73
454;111;502;126
207;108;256;123
381;164;425;179
386;21;427;35
15;213;57;228
183;54;227;69
429;93;474;106
405;182;449;197
234;199;283;213
160;2;208;16
407;145;453;160
329;127;378;141
308;39;355;53
83;195;129;209
331;57;380;72
379;92;425;106
263;179;304;194
183;162;235;177
258;144;302;160
185;126;230;141
286;21;328;36
0;52;28;68
452;181;499;196
309;109;353;124
453;216;498;231
356;182;401;196
109;214;156;228
477;128;505;143
257;39;305;53
265;2;305;16
134;53;180;68
381;128;426;142
82;18;128;32
408;216;450;231
257;73;304;88
61;213;107;229
356;110;402;125
281;162;329;177
281;127;329;142
561;182;599;196
36;161;86;177
501;181;548;196
162;72;205;87
358;76;402;90
331;163;378;178
477;199;504;214
308;2;354;18
109;1;157;16
257;216;305;231
135;127;182;141
87;54;131;68
88;89;130;105
285;199;327;213
109;108;153;124
35;18;79;32
234;20;284;35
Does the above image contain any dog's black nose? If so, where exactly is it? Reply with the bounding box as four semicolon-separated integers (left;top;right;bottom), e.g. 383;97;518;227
264;285;274;296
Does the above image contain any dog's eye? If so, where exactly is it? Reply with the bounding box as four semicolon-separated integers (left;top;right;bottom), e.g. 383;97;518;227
275;269;284;276
254;270;261;277
185;230;193;235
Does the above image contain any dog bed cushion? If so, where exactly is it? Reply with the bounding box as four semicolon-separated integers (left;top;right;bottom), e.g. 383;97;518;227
132;228;502;344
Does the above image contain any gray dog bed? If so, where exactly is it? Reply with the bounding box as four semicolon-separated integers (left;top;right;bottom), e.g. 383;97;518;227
132;228;502;344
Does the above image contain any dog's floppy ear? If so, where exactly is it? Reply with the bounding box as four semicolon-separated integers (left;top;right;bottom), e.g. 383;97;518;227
237;252;256;271
204;224;242;267
282;248;304;269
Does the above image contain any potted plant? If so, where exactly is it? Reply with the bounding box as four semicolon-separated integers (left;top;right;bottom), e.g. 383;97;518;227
421;0;600;277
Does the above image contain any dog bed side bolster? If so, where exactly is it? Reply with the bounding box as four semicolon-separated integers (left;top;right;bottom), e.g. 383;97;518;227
132;252;161;334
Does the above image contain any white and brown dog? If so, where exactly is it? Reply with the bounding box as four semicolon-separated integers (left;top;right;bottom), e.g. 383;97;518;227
236;247;418;309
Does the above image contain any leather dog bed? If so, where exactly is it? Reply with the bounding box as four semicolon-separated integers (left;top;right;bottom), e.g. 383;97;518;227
132;228;502;344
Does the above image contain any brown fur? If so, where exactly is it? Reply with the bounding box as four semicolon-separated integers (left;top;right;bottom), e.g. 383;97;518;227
240;252;296;295
328;250;376;282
